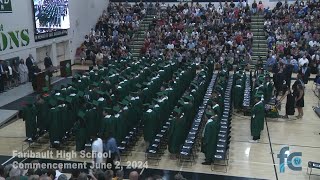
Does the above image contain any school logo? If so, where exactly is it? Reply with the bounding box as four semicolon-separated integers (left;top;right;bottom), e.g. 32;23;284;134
277;146;302;173
0;0;12;13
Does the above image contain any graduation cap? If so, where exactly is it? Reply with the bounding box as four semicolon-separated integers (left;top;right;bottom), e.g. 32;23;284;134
254;93;264;100
206;111;214;117
183;95;193;102
119;76;126;81
92;82;99;87
48;98;57;107
42;87;49;93
92;100;100;107
77;91;84;97
173;107;182;115
113;106;121;113
56;96;65;102
77;110;85;119
119;99;130;106
178;100;185;105
65;96;72;103
97;91;106;96
136;83;142;89
156;91;166;97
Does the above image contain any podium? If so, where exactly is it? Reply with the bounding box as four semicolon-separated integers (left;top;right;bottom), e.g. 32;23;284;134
33;71;51;93
60;60;72;77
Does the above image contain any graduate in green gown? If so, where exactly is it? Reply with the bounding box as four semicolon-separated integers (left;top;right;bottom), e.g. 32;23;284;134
233;78;244;109
75;110;88;151
168;108;187;158
201;116;219;165
23;104;38;141
250;95;265;142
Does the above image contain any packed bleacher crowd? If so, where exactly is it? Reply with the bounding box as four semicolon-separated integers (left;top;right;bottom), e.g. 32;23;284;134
264;0;320;74
262;0;320;113
141;1;253;70
79;2;147;66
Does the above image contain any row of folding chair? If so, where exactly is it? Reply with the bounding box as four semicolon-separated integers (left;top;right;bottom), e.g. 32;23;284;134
145;72;204;165
243;74;251;108
211;76;233;172
179;73;218;165
118;125;141;161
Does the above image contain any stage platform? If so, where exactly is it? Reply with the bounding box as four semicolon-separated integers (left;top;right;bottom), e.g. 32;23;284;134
0;110;19;127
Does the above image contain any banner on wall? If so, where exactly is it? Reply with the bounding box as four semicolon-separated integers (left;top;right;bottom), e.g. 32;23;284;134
0;24;30;52
34;30;68;42
0;0;12;13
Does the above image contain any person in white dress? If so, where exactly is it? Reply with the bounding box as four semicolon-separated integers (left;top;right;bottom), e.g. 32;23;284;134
18;59;28;84
92;135;103;168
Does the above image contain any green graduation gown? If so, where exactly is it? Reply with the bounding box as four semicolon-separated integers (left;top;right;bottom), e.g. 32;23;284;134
201;119;219;162
250;100;265;137
23;104;37;139
168;114;187;154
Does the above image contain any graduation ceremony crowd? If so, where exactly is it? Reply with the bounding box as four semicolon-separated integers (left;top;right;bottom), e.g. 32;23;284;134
263;0;320;119
142;0;254;67
1;1;316;180
78;2;146;66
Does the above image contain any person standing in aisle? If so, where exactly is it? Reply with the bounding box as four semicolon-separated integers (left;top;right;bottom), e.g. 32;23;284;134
250;95;265;143
295;84;304;119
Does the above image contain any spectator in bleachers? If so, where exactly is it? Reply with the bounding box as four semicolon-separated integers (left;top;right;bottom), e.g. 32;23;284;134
265;0;320;86
142;2;252;69
128;171;139;180
80;2;145;64
0;165;4;180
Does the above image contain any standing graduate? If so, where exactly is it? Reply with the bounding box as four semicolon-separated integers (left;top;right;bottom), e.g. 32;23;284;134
250;95;265;143
201;116;219;165
168;108;187;159
75;110;88;151
23;104;38;141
